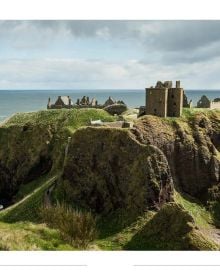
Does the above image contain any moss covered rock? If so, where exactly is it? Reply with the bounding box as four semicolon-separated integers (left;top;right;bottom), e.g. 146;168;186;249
0;109;115;200
133;110;220;200
62;127;174;214
124;202;218;250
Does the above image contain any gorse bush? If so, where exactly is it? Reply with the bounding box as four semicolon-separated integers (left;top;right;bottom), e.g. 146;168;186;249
40;203;97;249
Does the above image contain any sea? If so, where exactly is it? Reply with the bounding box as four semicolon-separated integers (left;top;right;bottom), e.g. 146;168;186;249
0;89;220;122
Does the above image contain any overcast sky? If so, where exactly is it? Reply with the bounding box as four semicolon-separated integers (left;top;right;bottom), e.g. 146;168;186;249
1;20;220;89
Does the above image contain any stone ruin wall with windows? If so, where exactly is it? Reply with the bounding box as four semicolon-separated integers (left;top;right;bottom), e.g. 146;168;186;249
145;80;183;117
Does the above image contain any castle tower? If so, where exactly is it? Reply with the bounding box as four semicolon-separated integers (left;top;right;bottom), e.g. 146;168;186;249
145;80;183;118
176;80;181;88
145;85;168;117
167;81;183;117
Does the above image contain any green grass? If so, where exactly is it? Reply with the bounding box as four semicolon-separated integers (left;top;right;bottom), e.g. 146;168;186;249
4;108;116;129
182;108;220;119
95;211;155;250
0;221;74;250
164;108;219;123
174;191;213;228
0;174;76;250
14;174;53;202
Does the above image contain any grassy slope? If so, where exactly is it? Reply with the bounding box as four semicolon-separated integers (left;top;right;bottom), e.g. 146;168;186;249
0;221;74;250
3;108;116;131
94;109;220;250
93;193;219;250
174;191;213;228
0;174;74;250
95;211;155;250
0;108;219;250
0;108;116;250
0;175;57;223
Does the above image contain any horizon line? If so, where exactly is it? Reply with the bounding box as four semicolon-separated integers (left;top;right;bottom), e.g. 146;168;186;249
0;88;219;91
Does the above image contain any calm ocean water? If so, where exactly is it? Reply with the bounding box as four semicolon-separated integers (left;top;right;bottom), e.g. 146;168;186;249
0;89;219;122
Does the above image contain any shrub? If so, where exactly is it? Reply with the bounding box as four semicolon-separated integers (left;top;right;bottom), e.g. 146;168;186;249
40;203;97;249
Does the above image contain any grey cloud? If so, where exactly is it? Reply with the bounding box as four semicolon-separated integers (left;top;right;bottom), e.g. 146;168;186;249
30;20;220;51
38;20;220;50
142;21;220;51
1;20;220;72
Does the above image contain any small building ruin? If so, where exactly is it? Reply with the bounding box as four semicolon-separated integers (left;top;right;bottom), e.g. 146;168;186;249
47;96;73;109
197;95;220;109
183;93;193;108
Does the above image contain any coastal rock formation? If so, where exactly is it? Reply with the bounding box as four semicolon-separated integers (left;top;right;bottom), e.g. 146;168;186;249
0;109;115;201
0;109;219;217
0;109;220;250
0;124;53;199
63;127;174;214
132;112;220;200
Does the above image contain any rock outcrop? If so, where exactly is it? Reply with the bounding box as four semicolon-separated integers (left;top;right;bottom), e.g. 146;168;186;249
132;112;220;201
124;203;218;250
0;124;53;199
63;127;174;214
0;109;115;201
0;109;219;216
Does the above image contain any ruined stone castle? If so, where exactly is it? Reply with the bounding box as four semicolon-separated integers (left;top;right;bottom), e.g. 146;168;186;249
197;95;220;109
145;80;184;117
47;95;127;115
47;96;73;109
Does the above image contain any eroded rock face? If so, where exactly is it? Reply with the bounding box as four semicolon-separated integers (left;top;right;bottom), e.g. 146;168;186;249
63;127;174;214
0;125;53;198
0;109;117;202
132;112;220;199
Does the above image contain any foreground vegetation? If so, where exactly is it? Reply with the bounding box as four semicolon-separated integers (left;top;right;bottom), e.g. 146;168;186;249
0;221;74;250
40;203;97;249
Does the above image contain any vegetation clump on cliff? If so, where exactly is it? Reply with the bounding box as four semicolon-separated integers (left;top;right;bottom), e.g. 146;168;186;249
124;203;218;250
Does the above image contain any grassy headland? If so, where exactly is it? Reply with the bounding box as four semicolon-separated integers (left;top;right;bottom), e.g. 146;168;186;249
0;108;219;250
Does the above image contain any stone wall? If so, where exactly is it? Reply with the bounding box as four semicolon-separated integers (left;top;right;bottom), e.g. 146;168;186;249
146;88;168;117
145;81;184;118
197;96;211;108
167;88;183;117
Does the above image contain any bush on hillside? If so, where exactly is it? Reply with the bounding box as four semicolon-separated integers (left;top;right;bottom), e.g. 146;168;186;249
40;203;97;249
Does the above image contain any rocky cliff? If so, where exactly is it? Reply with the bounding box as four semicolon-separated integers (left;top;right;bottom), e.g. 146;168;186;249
0;109;115;201
132;111;220;201
61;110;220;215
63;127;173;214
0;109;219;250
